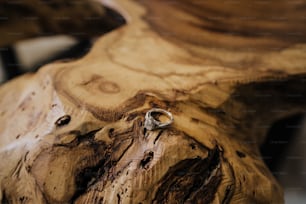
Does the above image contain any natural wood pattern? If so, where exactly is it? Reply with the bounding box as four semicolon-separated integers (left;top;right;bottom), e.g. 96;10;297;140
1;0;306;203
142;0;306;50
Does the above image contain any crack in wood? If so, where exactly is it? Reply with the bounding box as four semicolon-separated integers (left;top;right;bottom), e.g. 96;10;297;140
153;146;222;203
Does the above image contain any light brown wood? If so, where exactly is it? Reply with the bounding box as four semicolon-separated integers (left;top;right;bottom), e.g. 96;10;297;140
1;0;306;203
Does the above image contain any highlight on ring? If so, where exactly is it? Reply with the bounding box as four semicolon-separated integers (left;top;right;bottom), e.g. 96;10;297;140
144;108;174;131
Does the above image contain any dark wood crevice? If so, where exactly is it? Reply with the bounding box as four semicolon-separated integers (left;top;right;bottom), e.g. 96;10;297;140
72;157;110;203
153;147;222;203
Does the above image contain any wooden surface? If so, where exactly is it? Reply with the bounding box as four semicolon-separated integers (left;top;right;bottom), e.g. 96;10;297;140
1;0;306;203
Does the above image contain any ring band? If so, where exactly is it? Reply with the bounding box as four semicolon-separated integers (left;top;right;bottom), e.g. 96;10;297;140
144;108;173;131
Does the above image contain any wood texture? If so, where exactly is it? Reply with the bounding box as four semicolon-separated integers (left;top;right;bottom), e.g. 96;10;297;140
1;0;306;203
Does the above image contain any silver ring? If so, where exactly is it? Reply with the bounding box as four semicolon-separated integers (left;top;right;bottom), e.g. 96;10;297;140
144;108;173;131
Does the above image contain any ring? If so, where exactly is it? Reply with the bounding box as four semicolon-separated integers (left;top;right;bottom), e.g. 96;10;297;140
144;108;174;131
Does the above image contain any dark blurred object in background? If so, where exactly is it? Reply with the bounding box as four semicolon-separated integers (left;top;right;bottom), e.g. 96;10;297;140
0;0;125;83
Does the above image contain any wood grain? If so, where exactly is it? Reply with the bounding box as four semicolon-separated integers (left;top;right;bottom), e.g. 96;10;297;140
1;0;306;203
